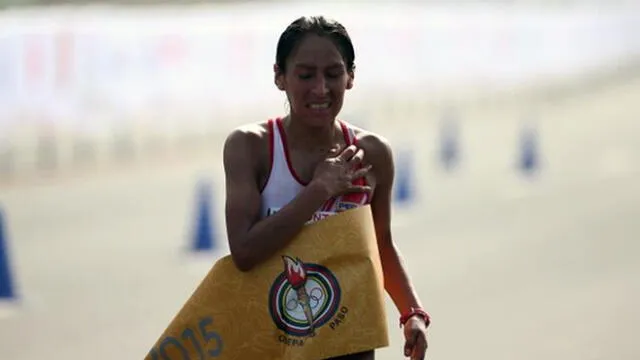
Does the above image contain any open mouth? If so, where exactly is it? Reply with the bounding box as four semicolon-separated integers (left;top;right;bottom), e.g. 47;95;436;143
307;102;331;110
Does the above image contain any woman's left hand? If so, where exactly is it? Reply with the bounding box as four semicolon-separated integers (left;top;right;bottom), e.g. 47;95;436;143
403;316;429;359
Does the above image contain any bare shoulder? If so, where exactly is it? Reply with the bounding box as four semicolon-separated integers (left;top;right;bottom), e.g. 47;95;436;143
223;120;271;178
343;122;395;188
224;121;269;153
346;123;394;166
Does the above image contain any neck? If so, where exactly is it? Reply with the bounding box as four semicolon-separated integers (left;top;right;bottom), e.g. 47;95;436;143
282;115;340;151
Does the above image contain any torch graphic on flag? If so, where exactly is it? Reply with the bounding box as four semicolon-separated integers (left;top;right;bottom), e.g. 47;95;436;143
282;256;316;335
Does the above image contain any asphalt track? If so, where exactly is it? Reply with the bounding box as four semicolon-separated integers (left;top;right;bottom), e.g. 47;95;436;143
0;75;639;360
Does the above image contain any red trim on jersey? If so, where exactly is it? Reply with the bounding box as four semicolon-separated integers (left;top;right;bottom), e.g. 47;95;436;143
322;196;337;212
259;119;275;193
339;120;351;145
276;117;309;186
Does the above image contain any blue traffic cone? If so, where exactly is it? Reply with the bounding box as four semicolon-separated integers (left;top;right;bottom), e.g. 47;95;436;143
439;108;460;171
0;208;16;300
519;124;539;175
192;180;216;252
394;150;414;205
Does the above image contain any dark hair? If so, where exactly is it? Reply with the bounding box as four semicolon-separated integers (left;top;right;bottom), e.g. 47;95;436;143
275;16;356;73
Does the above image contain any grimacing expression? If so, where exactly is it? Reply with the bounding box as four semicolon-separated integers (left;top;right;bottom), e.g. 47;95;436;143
275;34;354;127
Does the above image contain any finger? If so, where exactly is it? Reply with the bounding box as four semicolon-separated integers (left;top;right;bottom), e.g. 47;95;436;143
411;335;427;360
345;185;372;196
348;148;365;165
327;145;342;156
405;328;422;358
403;334;415;357
350;164;373;179
404;340;413;358
336;145;357;162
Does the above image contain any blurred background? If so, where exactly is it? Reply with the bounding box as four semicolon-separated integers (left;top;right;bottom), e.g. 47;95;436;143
0;0;639;359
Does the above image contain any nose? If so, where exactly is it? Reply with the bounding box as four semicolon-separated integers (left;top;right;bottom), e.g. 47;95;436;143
311;76;329;96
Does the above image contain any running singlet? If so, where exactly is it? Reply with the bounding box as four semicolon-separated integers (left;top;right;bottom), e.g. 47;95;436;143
260;118;370;224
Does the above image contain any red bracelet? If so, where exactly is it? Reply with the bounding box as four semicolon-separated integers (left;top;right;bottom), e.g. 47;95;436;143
399;307;431;328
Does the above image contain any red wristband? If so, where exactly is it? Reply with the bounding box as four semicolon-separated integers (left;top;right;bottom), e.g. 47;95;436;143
399;307;431;328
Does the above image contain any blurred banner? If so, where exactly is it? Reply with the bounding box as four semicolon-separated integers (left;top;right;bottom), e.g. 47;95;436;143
1;3;639;138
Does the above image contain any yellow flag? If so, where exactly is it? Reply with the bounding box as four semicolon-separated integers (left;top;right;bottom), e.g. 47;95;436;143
145;205;389;360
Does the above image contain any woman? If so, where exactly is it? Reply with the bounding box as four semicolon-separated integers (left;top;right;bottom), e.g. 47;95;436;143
222;16;430;360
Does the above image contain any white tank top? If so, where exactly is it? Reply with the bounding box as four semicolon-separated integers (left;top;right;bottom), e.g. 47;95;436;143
260;118;370;224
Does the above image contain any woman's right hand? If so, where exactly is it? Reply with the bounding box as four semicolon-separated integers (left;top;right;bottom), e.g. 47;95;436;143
311;145;373;198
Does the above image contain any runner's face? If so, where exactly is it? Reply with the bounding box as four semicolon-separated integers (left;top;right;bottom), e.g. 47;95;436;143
277;34;353;127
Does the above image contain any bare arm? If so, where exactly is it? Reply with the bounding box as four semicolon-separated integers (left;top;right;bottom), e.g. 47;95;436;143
223;128;330;271
359;134;424;313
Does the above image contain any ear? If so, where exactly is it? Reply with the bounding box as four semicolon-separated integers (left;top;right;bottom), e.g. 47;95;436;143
274;64;285;91
346;71;355;90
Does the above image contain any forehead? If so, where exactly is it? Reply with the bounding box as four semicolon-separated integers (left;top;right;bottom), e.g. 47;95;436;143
288;34;345;68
